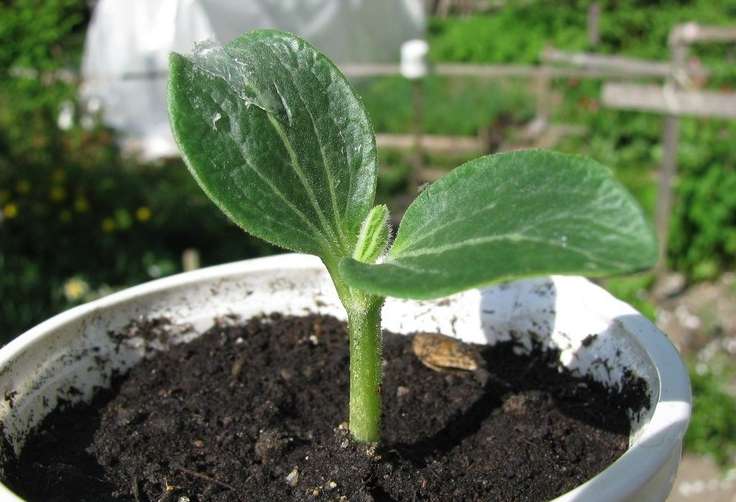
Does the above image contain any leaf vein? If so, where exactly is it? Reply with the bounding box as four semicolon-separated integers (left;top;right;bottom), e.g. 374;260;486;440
266;113;343;253
393;234;630;269
234;160;325;245
291;76;349;247
394;201;498;254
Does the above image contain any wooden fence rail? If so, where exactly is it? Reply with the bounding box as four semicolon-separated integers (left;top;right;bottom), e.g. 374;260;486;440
602;83;736;119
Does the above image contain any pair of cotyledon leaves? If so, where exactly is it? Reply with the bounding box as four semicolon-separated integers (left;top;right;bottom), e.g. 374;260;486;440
168;30;657;300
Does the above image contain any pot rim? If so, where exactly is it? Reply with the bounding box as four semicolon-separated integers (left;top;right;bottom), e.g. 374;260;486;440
0;253;691;501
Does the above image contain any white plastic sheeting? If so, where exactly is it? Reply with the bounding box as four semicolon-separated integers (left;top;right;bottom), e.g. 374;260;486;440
80;0;425;160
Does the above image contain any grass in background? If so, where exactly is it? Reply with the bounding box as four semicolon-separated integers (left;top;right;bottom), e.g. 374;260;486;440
687;362;736;467
356;75;534;136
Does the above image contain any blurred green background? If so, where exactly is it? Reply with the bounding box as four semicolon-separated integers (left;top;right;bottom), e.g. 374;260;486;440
2;0;736;471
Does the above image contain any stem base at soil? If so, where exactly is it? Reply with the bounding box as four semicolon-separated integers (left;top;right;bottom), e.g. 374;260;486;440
347;297;383;442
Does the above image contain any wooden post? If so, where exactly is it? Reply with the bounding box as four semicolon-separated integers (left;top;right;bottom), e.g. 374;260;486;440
655;36;688;276
534;66;551;126
656;115;679;273
601;84;736;118
401;40;430;192
182;248;200;271
437;0;451;18
588;3;601;46
410;78;424;192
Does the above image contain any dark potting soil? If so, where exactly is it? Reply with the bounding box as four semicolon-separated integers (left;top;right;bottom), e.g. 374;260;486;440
3;314;648;502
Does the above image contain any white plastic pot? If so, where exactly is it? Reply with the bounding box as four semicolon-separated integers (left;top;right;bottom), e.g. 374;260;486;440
0;254;690;501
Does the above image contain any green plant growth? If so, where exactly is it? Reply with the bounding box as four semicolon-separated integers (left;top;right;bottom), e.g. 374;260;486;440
601;273;656;322
686;363;736;466
429;0;736;69
355;75;533;136
168;30;657;443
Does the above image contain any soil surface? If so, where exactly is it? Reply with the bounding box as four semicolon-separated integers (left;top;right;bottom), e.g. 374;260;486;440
3;314;648;501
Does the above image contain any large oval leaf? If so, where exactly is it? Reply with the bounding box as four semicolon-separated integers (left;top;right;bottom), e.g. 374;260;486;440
340;150;657;299
168;30;377;258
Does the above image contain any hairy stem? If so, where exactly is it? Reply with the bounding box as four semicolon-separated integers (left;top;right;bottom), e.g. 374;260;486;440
346;294;384;442
324;257;385;442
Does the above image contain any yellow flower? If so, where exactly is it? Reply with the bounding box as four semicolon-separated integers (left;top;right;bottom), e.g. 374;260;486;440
136;206;152;222
101;218;115;232
2;203;18;219
16;180;31;194
63;277;89;301
50;186;66;202
74;197;89;213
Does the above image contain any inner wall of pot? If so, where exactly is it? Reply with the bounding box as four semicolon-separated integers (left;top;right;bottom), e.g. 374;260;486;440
0;262;658;455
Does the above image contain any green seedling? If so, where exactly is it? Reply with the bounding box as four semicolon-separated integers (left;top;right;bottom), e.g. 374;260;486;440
168;30;657;443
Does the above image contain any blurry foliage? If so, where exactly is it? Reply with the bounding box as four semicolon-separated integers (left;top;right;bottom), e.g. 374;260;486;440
357;75;534;136
429;2;588;64
669;120;736;281
0;128;275;342
600;273;656;321
686;362;736;466
0;0;86;70
431;0;736;68
376;150;413;200
0;0;87;156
